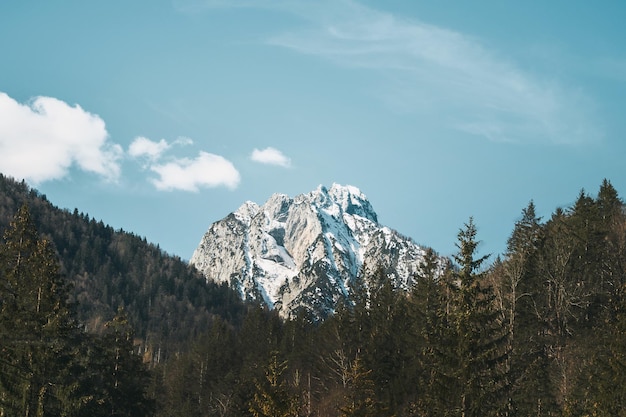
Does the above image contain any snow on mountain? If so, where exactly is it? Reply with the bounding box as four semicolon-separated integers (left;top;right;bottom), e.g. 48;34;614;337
190;184;439;319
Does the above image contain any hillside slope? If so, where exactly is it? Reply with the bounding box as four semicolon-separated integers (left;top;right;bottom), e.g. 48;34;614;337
0;174;246;359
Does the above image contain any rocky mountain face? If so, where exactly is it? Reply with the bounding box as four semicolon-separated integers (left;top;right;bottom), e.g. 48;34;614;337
190;184;439;319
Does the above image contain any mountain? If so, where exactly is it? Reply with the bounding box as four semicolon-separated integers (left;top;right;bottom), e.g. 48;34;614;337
190;184;441;319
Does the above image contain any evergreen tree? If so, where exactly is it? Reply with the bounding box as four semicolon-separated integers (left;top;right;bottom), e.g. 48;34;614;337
498;201;555;415
408;248;450;416
597;179;622;220
336;268;371;362
594;179;625;322
249;352;299;417
446;218;509;417
339;355;380;417
83;308;155;417
0;205;154;417
570;305;626;416
367;266;411;411
535;207;590;407
0;204;85;416
567;181;626;415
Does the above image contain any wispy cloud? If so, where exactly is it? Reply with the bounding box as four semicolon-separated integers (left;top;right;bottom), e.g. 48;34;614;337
129;137;171;162
186;0;601;145
251;147;292;168
128;136;240;191
129;136;193;164
0;92;122;183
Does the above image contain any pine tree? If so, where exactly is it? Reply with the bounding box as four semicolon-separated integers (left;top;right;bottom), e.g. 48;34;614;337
535;206;593;407
597;179;622;227
499;201;554;415
339;355;380;417
0;205;156;416
408;248;450;416
91;308;155;417
338;268;371;360
594;179;625;322
249;352;299;417
367;266;410;411
571;306;626;416
0;204;85;416
567;181;626;415
446;218;509;417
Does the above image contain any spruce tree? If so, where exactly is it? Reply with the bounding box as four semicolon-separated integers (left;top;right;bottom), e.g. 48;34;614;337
409;248;450;416
571;305;626;416
0;204;84;416
367;266;411;412
249;352;299;417
567;181;626;415
0;205;154;417
536;206;592;407
597;179;622;227
594;179;625;322
339;355;380;417
447;218;509;417
82;308;155;417
500;201;554;415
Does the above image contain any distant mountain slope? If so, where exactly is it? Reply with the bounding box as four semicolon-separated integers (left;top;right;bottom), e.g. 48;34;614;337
191;184;444;319
0;174;246;360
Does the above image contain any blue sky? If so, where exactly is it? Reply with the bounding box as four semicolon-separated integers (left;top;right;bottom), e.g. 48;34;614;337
1;0;625;260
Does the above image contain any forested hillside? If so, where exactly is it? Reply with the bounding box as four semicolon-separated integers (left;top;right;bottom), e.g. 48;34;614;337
0;204;155;415
0;174;247;360
2;174;626;416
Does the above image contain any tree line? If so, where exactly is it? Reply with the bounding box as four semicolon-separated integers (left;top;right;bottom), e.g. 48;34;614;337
152;179;626;416
2;174;626;416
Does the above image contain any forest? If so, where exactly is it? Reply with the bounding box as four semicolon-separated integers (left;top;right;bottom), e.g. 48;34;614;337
1;174;626;416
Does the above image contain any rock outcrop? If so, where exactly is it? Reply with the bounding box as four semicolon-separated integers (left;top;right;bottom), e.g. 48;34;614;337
190;184;440;319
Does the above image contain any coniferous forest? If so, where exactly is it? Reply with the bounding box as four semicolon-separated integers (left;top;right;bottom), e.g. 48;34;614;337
2;174;626;416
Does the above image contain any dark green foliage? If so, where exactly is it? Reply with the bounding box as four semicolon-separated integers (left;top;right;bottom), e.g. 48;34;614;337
407;248;450;416
491;179;626;415
78;309;155;417
4;173;626;416
0;174;247;362
441;218;509;417
0;205;85;416
146;180;626;417
0;205;154;417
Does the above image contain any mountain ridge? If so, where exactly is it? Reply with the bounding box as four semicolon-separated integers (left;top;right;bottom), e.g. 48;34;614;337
191;183;442;319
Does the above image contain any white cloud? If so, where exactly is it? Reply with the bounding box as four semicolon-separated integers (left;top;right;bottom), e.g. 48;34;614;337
128;136;195;162
129;136;239;191
128;137;171;161
0;92;122;183
150;151;240;192
251;147;292;167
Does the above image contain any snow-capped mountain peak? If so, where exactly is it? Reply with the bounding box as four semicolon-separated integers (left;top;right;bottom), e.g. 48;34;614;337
234;201;259;224
328;183;378;223
190;184;436;319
